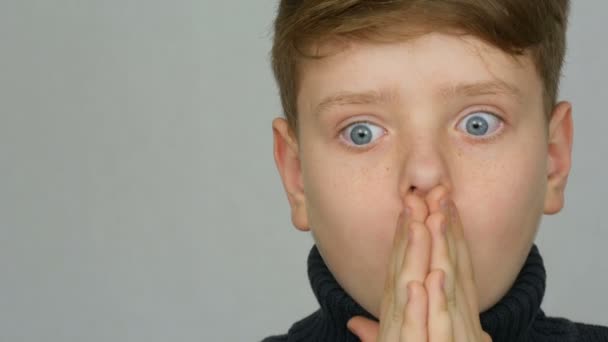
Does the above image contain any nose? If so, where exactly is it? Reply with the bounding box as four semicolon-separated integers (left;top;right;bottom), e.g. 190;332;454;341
398;138;451;199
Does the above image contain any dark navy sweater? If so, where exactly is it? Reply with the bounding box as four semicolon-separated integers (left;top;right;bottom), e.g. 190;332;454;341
262;244;608;341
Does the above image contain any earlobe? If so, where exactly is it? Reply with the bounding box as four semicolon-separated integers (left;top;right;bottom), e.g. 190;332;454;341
543;101;574;215
272;118;310;231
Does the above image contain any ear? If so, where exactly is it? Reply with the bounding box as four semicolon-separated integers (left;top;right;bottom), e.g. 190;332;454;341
272;118;310;231
543;101;574;215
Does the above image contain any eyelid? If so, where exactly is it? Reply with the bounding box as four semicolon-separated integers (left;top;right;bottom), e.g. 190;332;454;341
460;106;506;122
337;114;384;130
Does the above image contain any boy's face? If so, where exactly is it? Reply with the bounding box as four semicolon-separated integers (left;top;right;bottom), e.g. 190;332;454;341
272;32;572;317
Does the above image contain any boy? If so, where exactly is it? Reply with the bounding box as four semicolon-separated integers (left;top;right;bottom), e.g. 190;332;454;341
264;1;608;341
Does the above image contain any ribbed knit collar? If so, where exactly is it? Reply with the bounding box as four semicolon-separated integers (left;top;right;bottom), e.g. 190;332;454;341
286;244;546;342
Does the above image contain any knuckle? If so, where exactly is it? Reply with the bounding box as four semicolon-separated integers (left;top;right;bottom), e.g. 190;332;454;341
396;274;412;295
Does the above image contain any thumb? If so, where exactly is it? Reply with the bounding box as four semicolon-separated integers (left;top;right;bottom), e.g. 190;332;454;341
347;316;380;342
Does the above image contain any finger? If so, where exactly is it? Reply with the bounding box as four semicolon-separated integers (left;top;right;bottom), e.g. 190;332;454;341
386;208;408;293
347;316;380;342
393;193;429;282
426;187;457;262
428;192;489;341
425;199;456;304
377;193;431;341
393;221;431;318
378;193;431;341
426;270;453;342
427;270;481;342
376;210;409;342
432;196;488;342
377;214;425;341
452;280;479;341
400;281;428;341
448;199;483;326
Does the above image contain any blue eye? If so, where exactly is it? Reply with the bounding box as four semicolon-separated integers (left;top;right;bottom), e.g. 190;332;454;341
457;112;502;138
341;121;384;148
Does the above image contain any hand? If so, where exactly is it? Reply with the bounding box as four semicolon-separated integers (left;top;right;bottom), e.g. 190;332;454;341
347;186;492;342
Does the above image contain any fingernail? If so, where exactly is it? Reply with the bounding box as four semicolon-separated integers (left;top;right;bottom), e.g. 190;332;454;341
440;272;446;290
405;206;412;218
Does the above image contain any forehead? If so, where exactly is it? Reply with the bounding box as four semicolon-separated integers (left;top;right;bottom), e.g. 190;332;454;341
296;33;541;116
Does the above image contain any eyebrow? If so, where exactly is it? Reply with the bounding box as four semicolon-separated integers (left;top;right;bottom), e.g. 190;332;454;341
314;89;397;117
314;80;523;116
437;80;523;101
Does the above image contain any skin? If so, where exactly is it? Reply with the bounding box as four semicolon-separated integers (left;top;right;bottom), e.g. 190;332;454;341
272;32;573;340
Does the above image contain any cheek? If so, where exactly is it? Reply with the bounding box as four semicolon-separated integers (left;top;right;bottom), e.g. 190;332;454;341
457;143;547;257
305;160;398;245
455;141;547;310
301;148;399;279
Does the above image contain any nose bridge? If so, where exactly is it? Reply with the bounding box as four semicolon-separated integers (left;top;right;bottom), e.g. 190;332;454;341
397;128;450;197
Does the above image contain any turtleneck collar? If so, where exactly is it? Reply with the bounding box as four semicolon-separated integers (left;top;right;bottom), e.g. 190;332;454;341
286;244;546;342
